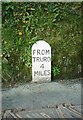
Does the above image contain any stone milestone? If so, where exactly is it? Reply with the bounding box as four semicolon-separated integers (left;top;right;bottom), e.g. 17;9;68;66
32;40;51;82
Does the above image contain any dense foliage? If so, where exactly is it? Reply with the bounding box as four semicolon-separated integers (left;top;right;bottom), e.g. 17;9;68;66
2;2;81;86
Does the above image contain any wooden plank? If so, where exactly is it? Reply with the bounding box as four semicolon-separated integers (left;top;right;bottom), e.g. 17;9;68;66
40;112;51;118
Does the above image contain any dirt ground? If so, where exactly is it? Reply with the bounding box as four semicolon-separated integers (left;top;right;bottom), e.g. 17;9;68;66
2;79;81;111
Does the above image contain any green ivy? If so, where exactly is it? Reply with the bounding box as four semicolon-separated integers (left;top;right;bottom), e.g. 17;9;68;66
2;2;81;86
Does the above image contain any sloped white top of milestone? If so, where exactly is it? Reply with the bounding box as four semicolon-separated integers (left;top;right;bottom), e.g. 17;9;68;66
32;40;51;48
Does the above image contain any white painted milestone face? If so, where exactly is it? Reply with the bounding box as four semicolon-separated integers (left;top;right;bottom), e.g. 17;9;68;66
32;40;51;82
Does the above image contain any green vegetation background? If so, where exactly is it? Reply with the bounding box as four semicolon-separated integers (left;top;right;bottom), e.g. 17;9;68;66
2;2;82;86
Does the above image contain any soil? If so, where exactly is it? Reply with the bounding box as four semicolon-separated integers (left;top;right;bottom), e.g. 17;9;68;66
2;79;81;111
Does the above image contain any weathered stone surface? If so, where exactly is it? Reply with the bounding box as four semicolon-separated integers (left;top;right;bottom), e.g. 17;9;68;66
32;40;51;82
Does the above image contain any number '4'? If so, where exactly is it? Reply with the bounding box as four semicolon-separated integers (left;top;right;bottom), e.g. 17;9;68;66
40;64;44;68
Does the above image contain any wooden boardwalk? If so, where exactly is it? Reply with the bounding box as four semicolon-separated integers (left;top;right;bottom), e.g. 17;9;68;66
1;103;82;119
